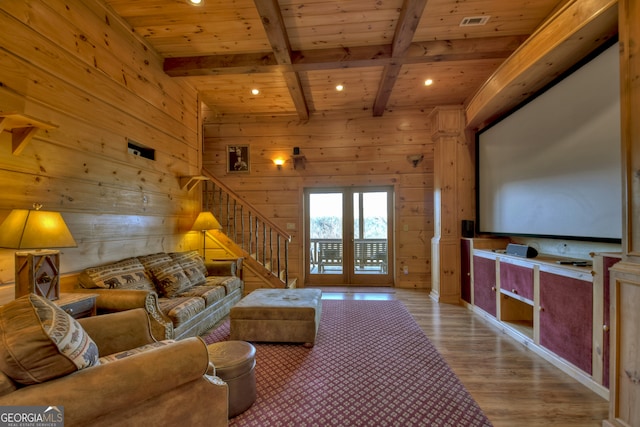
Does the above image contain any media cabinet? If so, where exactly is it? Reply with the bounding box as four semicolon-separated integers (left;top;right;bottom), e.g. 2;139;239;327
461;237;621;399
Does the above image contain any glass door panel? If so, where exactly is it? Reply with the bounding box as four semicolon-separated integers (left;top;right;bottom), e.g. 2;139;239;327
306;187;393;286
353;191;388;276
308;192;343;283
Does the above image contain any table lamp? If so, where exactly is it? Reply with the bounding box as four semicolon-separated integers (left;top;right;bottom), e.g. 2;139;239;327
191;211;222;259
0;203;77;300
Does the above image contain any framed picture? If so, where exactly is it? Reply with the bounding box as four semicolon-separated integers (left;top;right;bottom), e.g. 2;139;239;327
227;145;250;173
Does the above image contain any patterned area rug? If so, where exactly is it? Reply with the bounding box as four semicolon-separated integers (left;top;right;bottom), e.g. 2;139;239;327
203;300;492;427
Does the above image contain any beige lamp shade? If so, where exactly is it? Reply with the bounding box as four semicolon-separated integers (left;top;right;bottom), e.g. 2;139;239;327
191;212;222;231
0;208;77;249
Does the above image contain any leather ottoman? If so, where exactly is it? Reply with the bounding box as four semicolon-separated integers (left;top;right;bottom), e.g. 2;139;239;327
230;288;322;347
207;341;256;418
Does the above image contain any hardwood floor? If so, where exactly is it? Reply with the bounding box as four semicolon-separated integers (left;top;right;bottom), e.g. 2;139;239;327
316;287;609;427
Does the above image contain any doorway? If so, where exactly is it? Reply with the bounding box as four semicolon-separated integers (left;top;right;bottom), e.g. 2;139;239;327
304;187;394;286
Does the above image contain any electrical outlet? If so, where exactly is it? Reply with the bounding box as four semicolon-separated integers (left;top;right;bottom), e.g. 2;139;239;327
403;266;409;275
403;224;409;232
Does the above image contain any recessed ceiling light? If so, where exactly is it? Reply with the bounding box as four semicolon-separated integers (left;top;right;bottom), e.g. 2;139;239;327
251;88;260;95
424;79;433;86
189;0;202;5
336;84;344;91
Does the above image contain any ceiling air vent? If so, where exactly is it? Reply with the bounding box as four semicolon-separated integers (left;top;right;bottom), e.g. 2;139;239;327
460;16;490;27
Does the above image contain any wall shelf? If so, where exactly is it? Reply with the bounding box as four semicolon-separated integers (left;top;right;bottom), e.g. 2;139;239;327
0;113;57;155
180;175;210;191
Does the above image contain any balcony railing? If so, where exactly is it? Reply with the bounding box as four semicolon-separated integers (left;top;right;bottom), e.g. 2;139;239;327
310;238;388;274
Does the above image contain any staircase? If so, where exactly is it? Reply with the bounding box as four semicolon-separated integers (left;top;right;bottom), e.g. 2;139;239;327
198;169;295;290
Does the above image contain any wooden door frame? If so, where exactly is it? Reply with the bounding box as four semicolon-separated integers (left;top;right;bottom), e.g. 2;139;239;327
303;186;394;286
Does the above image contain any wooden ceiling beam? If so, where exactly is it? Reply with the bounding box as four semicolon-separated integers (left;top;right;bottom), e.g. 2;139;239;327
373;0;428;116
291;45;392;71
253;0;309;120
465;0;618;130
164;52;279;76
163;36;523;77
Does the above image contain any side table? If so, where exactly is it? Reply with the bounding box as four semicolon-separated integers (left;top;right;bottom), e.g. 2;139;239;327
207;340;257;418
54;293;97;319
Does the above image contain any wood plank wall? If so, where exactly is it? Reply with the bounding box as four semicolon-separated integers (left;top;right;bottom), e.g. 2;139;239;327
202;109;434;289
0;1;202;304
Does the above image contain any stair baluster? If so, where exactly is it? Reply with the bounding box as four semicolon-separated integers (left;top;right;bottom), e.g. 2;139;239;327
200;170;293;289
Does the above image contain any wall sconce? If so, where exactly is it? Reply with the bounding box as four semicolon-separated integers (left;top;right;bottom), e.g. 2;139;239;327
274;158;285;170
0;203;77;300
407;154;424;168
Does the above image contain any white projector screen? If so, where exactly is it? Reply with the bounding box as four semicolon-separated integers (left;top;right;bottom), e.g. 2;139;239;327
476;43;621;242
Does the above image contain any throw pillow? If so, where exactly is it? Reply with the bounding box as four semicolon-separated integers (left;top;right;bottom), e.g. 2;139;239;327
170;251;208;278
99;340;176;364
148;261;192;298
78;258;154;291
0;294;100;385
138;253;173;271
170;253;207;286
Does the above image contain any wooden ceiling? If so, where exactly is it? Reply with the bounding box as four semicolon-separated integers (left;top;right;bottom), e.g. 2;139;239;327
104;0;567;119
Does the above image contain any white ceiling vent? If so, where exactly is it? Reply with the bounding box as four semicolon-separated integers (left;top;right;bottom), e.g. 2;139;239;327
460;16;490;27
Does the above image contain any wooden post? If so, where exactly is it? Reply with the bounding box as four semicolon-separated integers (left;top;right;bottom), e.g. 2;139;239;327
604;0;640;425
429;106;472;304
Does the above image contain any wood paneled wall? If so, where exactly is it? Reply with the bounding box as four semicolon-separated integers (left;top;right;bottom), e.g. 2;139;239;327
0;1;201;304
202;109;434;289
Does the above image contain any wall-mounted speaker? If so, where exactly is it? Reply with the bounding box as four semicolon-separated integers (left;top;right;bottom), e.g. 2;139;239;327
461;220;474;238
506;243;538;258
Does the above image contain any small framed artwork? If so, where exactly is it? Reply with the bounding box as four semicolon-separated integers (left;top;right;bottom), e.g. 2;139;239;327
227;145;250;173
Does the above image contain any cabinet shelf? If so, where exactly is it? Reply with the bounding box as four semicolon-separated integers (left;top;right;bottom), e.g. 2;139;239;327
500;288;533;305
500;293;534;339
0;113;57;155
503;319;534;339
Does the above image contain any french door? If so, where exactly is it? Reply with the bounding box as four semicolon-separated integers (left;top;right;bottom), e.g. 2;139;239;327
304;187;393;286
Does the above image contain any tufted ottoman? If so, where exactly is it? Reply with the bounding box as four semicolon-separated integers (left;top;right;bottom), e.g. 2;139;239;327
230;288;322;347
207;340;256;418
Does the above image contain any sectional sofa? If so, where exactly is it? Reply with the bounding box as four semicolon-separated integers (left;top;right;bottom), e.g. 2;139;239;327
75;251;244;340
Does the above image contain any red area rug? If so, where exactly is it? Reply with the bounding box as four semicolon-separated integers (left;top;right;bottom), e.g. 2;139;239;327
203;299;492;426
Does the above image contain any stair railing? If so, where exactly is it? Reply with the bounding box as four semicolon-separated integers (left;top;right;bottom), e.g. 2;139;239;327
200;169;291;286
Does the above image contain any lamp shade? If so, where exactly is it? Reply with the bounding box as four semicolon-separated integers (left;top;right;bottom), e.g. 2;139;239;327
0;209;77;249
191;212;222;231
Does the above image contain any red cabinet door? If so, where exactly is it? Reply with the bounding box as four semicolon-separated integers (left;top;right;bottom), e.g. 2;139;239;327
500;261;534;301
539;271;593;374
461;240;472;304
473;255;497;316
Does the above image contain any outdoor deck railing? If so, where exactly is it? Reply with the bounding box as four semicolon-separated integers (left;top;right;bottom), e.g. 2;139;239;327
311;238;387;273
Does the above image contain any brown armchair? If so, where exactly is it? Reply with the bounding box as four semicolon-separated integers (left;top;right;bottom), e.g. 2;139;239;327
0;308;228;427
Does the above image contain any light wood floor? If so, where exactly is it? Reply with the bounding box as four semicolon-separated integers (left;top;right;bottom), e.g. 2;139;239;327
316;287;609;427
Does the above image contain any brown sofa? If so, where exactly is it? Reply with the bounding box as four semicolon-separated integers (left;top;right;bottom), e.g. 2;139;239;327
75;251;243;340
0;297;228;427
